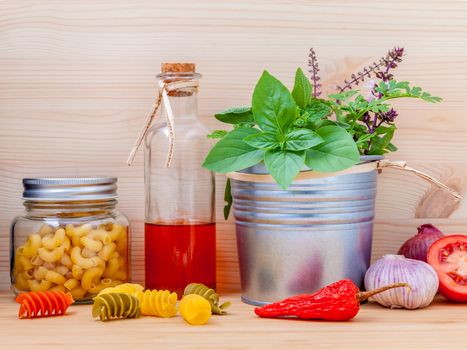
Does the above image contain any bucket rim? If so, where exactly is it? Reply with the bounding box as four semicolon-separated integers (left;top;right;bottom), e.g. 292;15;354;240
236;155;384;175
227;156;383;183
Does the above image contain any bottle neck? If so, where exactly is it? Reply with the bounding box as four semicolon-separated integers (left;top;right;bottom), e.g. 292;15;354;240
157;71;201;121
167;93;198;120
23;199;117;218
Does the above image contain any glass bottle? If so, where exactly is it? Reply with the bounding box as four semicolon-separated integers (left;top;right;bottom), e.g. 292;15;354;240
144;63;216;297
10;177;130;303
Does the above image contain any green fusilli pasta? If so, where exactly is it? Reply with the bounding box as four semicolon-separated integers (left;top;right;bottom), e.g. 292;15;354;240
92;292;141;321
183;283;231;315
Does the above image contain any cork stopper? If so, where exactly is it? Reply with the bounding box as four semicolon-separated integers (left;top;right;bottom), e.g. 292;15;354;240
161;63;195;74
159;63;198;97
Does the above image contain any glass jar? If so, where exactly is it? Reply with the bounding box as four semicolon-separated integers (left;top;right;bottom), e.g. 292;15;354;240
10;177;130;303
144;63;216;297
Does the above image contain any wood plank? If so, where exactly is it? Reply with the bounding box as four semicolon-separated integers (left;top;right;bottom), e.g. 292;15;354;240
1;292;466;350
1;0;467;293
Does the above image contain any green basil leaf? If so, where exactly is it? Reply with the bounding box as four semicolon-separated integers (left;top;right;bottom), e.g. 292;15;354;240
355;133;374;145
223;179;233;220
386;142;398;152
291;68;312;109
207;130;228;139
202;127;265;173
264;150;305;189
313;119;339;129
375;125;394;135
328;90;360;101
315;120;351;129
252;70;297;133
215;107;254;124
369;125;396;155
243;132;280;150
304;99;333;120
305;126;360;172
284;129;323;151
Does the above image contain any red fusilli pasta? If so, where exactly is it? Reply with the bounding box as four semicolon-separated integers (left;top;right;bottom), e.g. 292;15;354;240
16;290;74;319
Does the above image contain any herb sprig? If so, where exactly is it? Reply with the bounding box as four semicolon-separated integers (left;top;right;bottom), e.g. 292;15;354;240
203;47;442;218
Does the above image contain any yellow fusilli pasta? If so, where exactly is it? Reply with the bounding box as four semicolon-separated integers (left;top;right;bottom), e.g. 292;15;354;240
134;289;178;318
97;283;144;296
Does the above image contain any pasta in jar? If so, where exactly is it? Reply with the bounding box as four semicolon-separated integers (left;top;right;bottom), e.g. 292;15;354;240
10;177;130;303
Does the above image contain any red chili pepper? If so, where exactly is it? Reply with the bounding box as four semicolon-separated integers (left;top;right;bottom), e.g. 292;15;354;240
254;279;409;321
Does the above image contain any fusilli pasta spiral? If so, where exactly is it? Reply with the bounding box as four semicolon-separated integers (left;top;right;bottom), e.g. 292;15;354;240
179;294;211;325
133;289;177;317
92;292;140;321
97;283;144;296
184;283;231;315
16;290;74;319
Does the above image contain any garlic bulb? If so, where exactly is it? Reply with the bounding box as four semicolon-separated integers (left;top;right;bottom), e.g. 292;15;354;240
364;255;439;309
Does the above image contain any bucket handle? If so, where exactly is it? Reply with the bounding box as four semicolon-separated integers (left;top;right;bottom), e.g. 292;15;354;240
376;160;463;200
227;160;463;201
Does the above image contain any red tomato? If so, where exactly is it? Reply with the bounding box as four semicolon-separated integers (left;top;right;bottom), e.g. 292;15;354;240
427;235;467;302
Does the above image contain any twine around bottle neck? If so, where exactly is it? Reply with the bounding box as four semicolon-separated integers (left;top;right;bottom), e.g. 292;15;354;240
126;79;199;167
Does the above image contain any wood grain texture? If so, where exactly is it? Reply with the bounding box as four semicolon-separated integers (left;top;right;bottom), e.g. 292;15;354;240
1;292;467;350
1;0;467;292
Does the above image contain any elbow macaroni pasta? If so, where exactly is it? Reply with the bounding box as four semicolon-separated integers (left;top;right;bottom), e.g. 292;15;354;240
38;246;65;263
27;279;52;292
70;246;97;269
81;247;97;259
98;243;116;261
61;254;72;268
103;258;120;278
15;273;29;290
88;230;111;245
42;228;66;249
64;278;80;291
39;224;54;237
108;224;124;241
13;222;129;301
33;266;49;280
81;267;103;291
54;265;69;276
45;270;67;285
71;264;84;280
30;256;43;266
20;234;42;258
80;237;103;252
16;255;33;271
87;278;113;294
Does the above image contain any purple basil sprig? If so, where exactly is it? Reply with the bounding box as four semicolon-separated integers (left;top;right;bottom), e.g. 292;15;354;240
337;46;405;93
308;48;322;97
375;47;404;82
362;108;398;135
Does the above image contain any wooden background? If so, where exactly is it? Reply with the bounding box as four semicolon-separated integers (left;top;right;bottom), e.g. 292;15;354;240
1;0;467;292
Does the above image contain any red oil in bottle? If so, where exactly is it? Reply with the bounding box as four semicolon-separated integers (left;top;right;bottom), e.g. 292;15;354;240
144;222;216;297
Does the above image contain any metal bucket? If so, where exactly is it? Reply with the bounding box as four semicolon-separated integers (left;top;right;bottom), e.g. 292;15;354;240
231;157;382;306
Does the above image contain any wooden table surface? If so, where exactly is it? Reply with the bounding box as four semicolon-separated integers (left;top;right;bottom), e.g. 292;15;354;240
1;292;466;350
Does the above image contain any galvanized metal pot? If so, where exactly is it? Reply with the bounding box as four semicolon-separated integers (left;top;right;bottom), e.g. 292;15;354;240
230;157;382;306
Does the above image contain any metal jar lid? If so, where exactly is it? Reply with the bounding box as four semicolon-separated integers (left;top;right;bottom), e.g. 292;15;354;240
22;177;118;201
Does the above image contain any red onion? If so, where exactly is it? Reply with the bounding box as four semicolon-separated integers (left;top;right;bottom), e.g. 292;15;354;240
398;224;444;262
